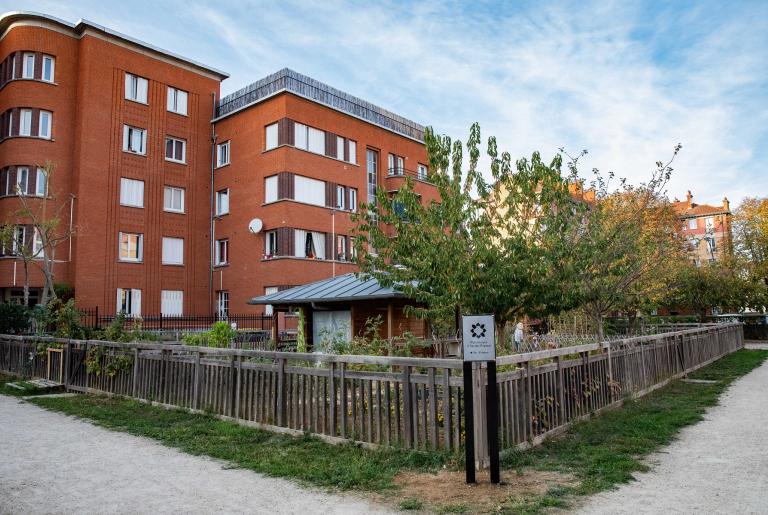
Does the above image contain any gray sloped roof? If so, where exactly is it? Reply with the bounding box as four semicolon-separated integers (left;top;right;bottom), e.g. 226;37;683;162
248;273;405;305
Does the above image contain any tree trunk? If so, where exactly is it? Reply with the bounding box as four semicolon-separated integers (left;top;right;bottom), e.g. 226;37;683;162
596;313;605;341
22;260;30;307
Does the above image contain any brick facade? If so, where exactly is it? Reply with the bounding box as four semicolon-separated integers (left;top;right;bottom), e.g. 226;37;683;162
0;12;438;315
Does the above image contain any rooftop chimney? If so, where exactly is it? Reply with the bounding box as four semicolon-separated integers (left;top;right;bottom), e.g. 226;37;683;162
723;197;730;212
686;190;693;207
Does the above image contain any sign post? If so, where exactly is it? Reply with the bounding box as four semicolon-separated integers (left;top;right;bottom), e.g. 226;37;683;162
462;314;500;484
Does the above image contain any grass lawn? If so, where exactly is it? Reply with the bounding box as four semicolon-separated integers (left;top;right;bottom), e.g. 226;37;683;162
3;349;766;513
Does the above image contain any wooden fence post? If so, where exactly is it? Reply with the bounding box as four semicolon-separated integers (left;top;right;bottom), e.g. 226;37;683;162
442;368;452;451
329;362;337;437
555;356;565;425
276;357;287;426
63;342;71;390
402;365;413;448
131;347;139;398
234;356;242;420
340;362;347;439
193;351;201;410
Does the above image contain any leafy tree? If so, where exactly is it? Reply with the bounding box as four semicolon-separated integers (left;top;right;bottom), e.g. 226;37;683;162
0;302;30;334
566;145;687;338
353;123;586;338
732;196;768;284
0;221;37;307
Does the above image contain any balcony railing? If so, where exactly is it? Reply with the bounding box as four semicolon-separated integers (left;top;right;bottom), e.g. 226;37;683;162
386;167;431;183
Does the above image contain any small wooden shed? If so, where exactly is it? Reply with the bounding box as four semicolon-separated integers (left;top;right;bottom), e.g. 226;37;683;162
248;273;429;347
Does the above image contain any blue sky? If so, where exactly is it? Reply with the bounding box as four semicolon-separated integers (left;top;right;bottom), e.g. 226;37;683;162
6;0;768;207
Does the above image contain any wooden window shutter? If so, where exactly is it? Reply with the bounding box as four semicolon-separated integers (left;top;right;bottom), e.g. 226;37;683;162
344;139;349;162
325;181;335;207
277;227;295;257
7;166;16;193
278;118;296;146
325;131;336;157
27;166;36;195
0;167;6;196
278;172;295;200
30;108;39;137
33;52;43;80
13;52;22;79
325;233;334;260
10;108;19;136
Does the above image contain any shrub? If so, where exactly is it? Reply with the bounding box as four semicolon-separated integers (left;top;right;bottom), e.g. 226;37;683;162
51;299;87;339
182;321;236;348
0;302;29;334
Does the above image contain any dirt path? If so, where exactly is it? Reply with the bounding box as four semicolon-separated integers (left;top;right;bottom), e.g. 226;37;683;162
0;395;394;515
577;358;768;514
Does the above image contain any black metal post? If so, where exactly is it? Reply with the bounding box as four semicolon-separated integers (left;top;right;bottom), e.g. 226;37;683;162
486;360;500;484
463;360;476;484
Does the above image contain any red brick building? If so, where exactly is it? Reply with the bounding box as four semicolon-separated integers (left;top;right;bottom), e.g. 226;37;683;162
672;191;732;265
0;13;437;316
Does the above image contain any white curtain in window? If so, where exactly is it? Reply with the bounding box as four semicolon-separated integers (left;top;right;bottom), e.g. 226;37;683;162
312;231;325;259
120;178;144;207
294;176;325;206
295;123;307;150
133;289;142;316
137;77;148;103
265;123;278;150
36;168;47;196
294;229;306;257
162;237;184;264
308;127;325;154
336;136;344;160
348;141;356;164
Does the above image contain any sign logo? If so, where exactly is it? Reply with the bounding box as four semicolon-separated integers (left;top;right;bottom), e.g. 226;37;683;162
470;323;486;339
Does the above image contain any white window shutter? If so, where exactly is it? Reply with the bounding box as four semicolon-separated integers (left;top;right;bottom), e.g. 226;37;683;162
294;229;306;257
166;88;174;111
178;91;188;115
265;123;278;150
123;126;130;151
138;77;148;103
117;289;123;313
265;176;278;202
348;141;356;164
133;289;141;316
295;123;307;150
336;136;344;160
124;74;132;99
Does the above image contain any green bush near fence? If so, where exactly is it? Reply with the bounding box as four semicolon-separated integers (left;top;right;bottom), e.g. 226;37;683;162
181;321;237;348
0;302;29;334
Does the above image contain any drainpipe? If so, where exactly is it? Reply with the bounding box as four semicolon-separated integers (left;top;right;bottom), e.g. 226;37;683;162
68;194;75;261
209;92;217;315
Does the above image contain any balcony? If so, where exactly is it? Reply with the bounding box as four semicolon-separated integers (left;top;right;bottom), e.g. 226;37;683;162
386;167;431;183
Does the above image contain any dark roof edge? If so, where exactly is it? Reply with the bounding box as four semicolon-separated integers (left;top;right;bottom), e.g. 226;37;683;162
248;291;405;305
0;11;229;80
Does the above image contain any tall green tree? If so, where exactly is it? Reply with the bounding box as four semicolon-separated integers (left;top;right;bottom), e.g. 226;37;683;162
352;123;585;338
732;196;768;284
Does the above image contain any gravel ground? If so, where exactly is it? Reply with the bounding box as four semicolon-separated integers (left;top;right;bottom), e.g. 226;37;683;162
577;358;768;515
0;395;394;515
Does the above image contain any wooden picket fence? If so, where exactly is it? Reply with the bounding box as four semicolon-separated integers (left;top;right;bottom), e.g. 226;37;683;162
0;323;743;454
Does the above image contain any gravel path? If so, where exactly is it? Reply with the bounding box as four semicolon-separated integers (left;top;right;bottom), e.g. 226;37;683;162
577;358;768;515
0;395;394;514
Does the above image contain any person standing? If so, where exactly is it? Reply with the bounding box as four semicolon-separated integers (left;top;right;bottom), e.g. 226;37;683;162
514;322;524;352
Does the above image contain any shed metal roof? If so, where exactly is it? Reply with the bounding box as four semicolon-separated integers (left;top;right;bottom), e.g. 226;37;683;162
248;273;406;305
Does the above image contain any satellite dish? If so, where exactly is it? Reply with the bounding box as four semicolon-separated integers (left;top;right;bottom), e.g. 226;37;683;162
248;218;263;234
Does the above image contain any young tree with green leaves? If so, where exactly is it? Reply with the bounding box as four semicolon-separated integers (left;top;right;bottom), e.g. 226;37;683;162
352;123;586;340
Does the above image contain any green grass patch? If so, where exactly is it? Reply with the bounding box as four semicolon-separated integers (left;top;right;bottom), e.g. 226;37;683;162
0;373;52;397
499;349;768;512
28;393;455;492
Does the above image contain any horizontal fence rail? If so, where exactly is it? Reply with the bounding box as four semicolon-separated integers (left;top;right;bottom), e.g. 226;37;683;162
0;323;743;453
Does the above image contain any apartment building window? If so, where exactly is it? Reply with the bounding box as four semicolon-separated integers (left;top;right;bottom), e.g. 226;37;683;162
15;167;28;195
349;237;358;260
336;235;347;261
36;168;47;196
119;232;143;262
295;229;325;259
336;185;345;210
366;149;378;208
417;164;428;180
123;125;147;155
163;186;185;213
165;136;186;163
295;175;325;206
38;111;52;139
12;226;25;255
166;87;188;115
294;123;325;154
22;53;35;79
117;288;142;317
119;178;144;208
216;291;229;317
216;141;230;167
215;239;228;265
348;141;357;164
162;237;184;265
161;290;184;316
32;228;43;258
264;286;278;316
265;176;278;203
20;109;32;136
265;123;278;150
349;189;357;212
688;218;697;230
265;230;278;257
215;189;230;216
42;55;55;82
125;73;148;103
388;154;405;175
336;136;344;160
